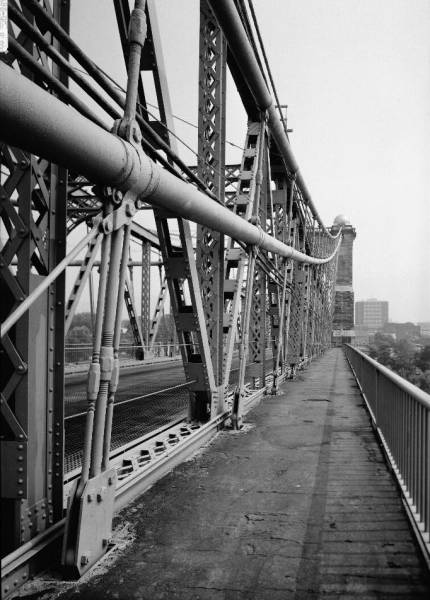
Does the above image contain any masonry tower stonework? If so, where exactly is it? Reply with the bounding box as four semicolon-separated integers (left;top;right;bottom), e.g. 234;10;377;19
331;215;356;345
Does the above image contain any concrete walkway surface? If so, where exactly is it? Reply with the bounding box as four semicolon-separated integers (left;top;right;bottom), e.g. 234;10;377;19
22;349;430;599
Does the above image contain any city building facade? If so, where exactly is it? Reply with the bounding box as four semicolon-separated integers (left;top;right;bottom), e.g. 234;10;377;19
418;322;430;338
355;299;389;334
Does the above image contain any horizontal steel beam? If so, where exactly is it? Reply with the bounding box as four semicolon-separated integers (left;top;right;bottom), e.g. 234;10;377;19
207;0;334;236
65;260;162;267
130;222;165;249
0;64;339;265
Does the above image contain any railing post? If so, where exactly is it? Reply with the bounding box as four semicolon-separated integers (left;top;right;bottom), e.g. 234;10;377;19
345;344;430;561
425;410;430;539
374;368;379;425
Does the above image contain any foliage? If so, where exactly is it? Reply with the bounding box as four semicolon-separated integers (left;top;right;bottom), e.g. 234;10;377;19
66;312;93;344
368;333;430;393
68;312;93;330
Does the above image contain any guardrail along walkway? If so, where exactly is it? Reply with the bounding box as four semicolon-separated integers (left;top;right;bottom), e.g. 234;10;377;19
51;348;430;599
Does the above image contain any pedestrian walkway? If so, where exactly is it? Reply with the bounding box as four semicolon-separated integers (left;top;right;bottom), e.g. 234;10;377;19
41;349;430;598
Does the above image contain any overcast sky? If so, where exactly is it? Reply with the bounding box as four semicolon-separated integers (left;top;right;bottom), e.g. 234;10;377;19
72;1;430;323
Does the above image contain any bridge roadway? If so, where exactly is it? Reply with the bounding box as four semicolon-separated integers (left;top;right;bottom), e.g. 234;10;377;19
37;348;430;599
64;354;270;473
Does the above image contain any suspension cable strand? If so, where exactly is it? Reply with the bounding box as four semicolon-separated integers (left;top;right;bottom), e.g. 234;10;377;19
206;0;340;239
236;0;269;90
123;0;147;123
80;64;245;151
9;7;186;184
78;221;113;490
89;225;125;479
101;224;131;472
8;5;120;121
245;0;288;136
7;37;109;130
23;0;218;201
0;63;341;267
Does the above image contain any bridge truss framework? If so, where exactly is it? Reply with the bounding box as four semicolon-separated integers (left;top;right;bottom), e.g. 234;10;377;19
0;0;342;593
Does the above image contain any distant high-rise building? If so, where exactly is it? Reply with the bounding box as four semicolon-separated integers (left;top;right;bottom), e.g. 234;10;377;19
355;299;389;333
418;322;430;338
331;215;356;345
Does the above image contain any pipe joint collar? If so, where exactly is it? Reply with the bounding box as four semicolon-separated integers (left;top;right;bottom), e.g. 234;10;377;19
114;140;160;200
135;147;161;199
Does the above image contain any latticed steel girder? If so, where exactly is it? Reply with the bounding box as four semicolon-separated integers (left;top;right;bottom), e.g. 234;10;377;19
0;0;342;592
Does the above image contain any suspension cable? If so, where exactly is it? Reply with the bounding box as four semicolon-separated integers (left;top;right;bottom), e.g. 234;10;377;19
245;0;289;137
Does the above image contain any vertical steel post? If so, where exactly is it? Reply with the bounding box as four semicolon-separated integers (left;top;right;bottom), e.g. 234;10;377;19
196;0;227;396
268;171;288;376
231;120;266;422
271;259;288;394
249;136;268;388
0;0;69;572
123;271;145;357
232;248;257;429
222;121;265;390
141;241;151;347
148;273;168;351
284;180;298;374
306;221;318;360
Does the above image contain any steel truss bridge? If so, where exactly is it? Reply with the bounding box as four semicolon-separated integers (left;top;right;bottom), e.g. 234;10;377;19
0;1;429;597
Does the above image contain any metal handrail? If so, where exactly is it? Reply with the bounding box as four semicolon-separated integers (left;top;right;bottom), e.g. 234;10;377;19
346;344;430;409
344;344;430;562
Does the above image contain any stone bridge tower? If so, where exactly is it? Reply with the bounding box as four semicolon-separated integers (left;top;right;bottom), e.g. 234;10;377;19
331;215;356;345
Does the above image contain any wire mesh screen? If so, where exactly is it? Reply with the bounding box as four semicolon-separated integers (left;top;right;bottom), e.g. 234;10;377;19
65;382;190;473
64;347;274;473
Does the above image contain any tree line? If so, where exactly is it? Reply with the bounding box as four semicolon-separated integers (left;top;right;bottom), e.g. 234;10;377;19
367;333;430;393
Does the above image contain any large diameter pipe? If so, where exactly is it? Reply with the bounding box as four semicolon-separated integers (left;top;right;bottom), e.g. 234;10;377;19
207;0;329;234
0;65;133;187
0;64;339;266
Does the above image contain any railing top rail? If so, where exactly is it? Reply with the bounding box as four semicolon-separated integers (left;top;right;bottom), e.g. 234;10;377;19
345;344;430;409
